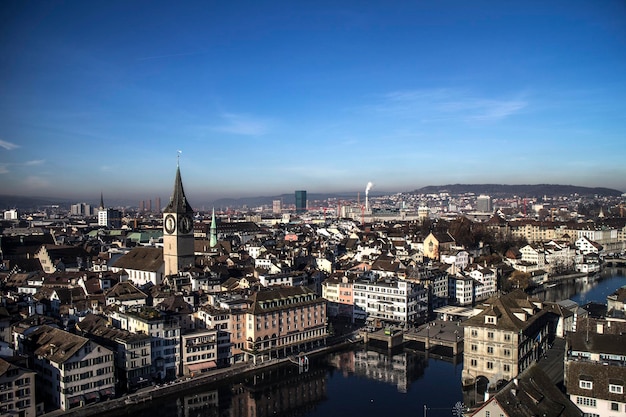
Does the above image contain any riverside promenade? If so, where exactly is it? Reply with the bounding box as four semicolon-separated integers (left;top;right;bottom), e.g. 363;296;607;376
41;335;359;417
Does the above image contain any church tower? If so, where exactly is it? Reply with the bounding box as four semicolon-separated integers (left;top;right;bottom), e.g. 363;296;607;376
163;163;195;276
209;208;217;248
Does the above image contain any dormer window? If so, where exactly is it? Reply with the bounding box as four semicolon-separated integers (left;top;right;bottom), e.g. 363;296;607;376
485;316;496;324
579;378;593;390
609;383;623;394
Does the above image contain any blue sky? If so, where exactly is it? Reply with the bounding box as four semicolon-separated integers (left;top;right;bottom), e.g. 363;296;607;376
1;0;625;204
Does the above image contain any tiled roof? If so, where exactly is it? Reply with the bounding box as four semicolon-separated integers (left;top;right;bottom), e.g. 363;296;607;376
29;325;89;364
77;313;150;343
247;286;322;315
484;366;581;417
111;247;163;272
157;295;193;314
568;330;626;356
0;358;11;376
105;281;147;301
463;289;548;333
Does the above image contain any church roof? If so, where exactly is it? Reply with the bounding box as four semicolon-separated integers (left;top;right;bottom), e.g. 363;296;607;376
111;247;163;272
163;165;193;214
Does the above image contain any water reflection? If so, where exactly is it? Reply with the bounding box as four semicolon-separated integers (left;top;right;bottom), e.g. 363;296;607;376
532;269;626;304
125;346;445;417
176;389;219;417
328;347;427;393
227;366;327;417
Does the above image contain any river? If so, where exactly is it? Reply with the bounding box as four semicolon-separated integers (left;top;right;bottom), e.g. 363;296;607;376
109;271;626;417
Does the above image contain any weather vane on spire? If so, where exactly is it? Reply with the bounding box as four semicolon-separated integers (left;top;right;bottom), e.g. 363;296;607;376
177;150;182;166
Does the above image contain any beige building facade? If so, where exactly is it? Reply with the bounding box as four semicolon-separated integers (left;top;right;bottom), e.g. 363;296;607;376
462;290;550;390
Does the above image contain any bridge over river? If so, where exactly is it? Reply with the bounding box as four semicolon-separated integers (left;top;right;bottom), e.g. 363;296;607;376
360;319;464;354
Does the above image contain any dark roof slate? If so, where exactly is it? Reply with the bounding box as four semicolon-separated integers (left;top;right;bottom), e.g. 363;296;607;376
111;247;163;272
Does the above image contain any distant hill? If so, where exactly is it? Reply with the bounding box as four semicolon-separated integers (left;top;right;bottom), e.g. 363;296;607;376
412;184;623;197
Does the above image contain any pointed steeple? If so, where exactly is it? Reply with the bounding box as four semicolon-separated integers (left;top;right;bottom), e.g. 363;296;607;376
210;207;217;247
164;165;193;214
99;192;105;210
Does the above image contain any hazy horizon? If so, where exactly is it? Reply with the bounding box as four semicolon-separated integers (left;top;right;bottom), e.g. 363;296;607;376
1;182;623;212
2;1;625;201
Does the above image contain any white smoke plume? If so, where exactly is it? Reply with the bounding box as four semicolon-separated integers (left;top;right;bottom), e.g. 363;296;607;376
365;181;373;195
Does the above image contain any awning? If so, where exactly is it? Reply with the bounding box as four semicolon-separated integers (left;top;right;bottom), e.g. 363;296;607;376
85;392;100;401
187;361;217;372
68;395;84;405
99;388;114;397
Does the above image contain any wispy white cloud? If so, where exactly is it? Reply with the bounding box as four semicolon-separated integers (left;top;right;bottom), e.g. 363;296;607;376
0;140;19;150
213;113;270;136
370;88;528;122
25;160;45;166
0;160;44;173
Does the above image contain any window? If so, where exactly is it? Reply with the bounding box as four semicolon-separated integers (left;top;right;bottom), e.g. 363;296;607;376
487;332;494;339
609;384;623;394
576;397;596;407
610;403;619;411
579;380;593;390
503;364;510;372
504;334;511;341
487;346;493;354
471;344;477;352
504;349;511;356
470;359;477;367
471;330;478;337
487;362;493;369
485;412;490;417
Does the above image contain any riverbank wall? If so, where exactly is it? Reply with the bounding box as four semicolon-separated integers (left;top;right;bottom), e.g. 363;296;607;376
41;337;359;417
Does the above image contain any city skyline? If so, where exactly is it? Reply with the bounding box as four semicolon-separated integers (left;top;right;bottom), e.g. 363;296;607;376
1;1;625;202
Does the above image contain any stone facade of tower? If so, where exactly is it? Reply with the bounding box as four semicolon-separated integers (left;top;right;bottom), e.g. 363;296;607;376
163;166;195;276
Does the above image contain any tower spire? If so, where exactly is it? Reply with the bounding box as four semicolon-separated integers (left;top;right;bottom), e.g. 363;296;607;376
210;207;217;247
164;162;193;214
99;192;105;210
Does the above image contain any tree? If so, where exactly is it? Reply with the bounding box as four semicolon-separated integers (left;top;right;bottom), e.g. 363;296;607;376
507;270;532;291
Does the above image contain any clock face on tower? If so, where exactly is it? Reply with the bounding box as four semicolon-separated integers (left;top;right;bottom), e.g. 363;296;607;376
179;214;193;234
164;214;176;234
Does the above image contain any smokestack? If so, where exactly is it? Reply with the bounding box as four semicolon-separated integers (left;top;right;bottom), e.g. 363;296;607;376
365;182;373;212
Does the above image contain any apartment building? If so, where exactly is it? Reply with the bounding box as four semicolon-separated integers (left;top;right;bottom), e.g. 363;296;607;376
565;331;626;417
322;275;356;320
195;305;232;366
75;313;152;392
108;307;181;380
468;266;497;301
243;286;327;363
449;273;474;306
462;290;550;388
509;221;559;243
353;276;428;327
0;358;37;417
23;325;115;411
181;328;219;377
